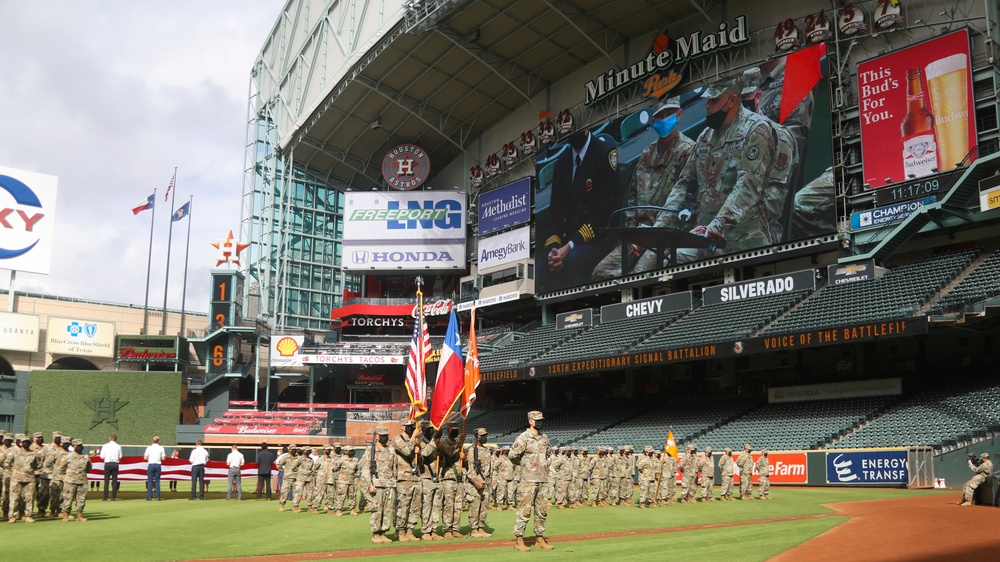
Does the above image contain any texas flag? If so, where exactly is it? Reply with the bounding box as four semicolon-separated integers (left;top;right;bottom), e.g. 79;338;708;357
429;310;464;429
132;193;155;215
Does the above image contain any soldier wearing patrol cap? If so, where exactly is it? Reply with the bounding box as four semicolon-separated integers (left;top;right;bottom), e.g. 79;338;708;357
464;427;493;537
42;431;66;517
654;73;778;261
392;419;421;541
547;446;559;505
438;421;464;539
416;420;444;539
276;444;301;512
50;434;72;515
552;446;571;508
539;126;625;292
679;444;699;503
636;445;658;508
594;96;696;280
697;446;715;502
510;410;554;551
578;447;592;505
309;445;335;513
961;453;993;506
360;426;398;543
620;445;636;504
9;433;40;523
58;439;90;522
736;443;755;500
334;445;360;516
756;449;771;499
718;447;735;501
1;431;15;519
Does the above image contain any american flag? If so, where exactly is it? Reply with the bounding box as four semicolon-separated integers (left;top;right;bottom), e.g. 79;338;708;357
405;305;430;420
164;174;175;201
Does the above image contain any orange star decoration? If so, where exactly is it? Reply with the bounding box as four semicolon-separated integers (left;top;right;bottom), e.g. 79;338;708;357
211;230;249;267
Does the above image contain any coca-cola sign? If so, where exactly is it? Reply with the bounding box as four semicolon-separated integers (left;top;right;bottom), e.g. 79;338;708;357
413;299;453;317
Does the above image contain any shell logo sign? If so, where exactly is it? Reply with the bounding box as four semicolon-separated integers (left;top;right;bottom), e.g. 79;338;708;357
271;335;304;367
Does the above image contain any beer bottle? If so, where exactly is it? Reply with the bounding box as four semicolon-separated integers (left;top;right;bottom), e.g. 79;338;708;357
900;67;937;178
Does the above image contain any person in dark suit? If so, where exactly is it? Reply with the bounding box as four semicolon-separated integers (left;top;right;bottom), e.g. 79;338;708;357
539;129;623;291
255;442;276;500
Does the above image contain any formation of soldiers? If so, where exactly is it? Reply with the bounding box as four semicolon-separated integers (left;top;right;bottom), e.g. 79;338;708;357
1;431;93;523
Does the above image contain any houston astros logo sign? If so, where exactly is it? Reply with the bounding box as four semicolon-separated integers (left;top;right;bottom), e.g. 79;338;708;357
382;144;431;191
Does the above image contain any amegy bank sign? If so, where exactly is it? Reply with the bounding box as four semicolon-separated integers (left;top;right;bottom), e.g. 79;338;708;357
342;191;466;271
0;166;58;275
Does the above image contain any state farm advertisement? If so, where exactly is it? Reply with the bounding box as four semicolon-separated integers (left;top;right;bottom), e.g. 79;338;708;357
733;452;807;484
858;30;975;190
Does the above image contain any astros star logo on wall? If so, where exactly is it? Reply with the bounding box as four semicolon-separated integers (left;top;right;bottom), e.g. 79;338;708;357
84;385;129;430
212;230;249;267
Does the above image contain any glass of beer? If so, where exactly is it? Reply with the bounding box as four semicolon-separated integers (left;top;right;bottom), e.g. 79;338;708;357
925;53;970;171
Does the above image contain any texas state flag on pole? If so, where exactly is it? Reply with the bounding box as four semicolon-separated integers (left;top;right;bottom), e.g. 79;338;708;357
132;193;155;215
429;310;464;429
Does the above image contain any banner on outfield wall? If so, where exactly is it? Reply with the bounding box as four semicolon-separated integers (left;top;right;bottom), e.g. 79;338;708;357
826;450;908;484
0;311;39;352
478;225;530;270
342;191;466;271
859;30;976;190
478;177;531;235
733;452;808;484
769;378;902;403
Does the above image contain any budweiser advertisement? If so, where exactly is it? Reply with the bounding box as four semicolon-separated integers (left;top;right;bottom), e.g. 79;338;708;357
858;30;976;190
733;452;808;484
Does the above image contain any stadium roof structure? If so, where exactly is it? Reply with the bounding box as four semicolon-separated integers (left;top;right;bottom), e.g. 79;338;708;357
271;0;722;189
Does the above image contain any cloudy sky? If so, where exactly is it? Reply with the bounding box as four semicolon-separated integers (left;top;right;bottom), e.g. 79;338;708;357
0;1;285;315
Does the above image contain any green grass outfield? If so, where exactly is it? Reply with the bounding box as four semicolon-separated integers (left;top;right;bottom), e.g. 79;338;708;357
3;482;950;561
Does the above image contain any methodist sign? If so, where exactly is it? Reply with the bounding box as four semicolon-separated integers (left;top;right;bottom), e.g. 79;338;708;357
477;177;531;235
342;191;466;271
0;166;58;275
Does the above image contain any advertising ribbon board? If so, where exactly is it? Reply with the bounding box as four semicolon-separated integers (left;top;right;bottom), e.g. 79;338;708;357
733;452;808;484
826;450;908;484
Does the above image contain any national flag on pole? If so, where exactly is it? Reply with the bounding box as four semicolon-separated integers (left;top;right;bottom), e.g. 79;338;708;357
666;429;678;459
164;174;175;201
429;310;464;429
461;308;480;418
779;42;826;124
132;193;155;215
405;303;429;420
172;201;190;222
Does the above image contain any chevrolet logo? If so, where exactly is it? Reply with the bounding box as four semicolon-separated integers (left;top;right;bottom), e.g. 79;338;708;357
566;313;583;322
835;264;868;276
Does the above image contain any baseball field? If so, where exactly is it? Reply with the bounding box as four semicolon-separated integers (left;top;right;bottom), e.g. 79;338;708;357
3;483;994;560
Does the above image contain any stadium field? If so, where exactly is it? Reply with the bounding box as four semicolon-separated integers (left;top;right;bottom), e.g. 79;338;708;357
2;484;981;560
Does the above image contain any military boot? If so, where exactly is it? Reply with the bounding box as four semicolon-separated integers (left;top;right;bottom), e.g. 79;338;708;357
514;537;531;552
23;516;35;523
279;504;285;512
371;533;382;544
535;536;555;550
421;532;435;542
76;511;87;522
478;528;493;537
453;530;467;539
61;511;70;522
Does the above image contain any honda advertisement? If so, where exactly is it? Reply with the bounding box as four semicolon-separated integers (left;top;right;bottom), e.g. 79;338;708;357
342;191;466;271
858;30;976;190
826;450;907;484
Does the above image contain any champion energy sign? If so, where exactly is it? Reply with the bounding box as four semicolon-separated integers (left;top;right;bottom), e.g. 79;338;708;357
0;166;58;275
342;191;466;271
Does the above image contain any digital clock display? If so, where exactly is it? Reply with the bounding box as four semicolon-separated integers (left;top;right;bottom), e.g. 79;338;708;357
874;177;944;206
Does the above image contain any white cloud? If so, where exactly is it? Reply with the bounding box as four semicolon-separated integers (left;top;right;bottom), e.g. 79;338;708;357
0;1;284;318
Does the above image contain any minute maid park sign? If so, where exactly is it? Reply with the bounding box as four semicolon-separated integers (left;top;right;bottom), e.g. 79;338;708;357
584;15;750;106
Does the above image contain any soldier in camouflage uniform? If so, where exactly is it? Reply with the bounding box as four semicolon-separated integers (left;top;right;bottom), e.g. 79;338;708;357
510;452;521;507
50;436;71;515
309;446;334;513
589;448;608;506
741;67;798;244
464;428;493;537
756;450;771;499
30;431;51;517
392;420;422;541
961;453;993;506
359;426;398;543
417;421;444;540
789;166;835;240
736;444;755;500
276;445;301;512
334;446;360;516
547;446;559;505
59;439;90;522
9;434;40;523
579;447;593;506
509;411;554;552
636;446;658;508
679;444;700;503
608;447;621;504
552;449;570;508
620;446;635;504
491;449;508;509
657;451;677;505
594;97;696;280
718;448;735;501
654;75;778;262
298;446;317;511
698;446;715;502
437;422;465;538
1;432;14;520
44;432;67;517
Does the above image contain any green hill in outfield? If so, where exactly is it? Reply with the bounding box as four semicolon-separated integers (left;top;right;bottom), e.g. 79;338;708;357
0;484;947;561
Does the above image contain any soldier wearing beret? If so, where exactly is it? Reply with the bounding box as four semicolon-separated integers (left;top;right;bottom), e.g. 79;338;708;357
464;428;493;537
510;411;554;551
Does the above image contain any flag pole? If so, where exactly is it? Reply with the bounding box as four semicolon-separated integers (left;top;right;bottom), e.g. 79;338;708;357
179;194;193;337
142;188;157;334
161;167;177;335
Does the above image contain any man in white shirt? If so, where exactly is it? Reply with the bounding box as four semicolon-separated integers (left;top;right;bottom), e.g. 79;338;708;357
100;433;123;501
189;440;210;501
144;436;166;501
226;444;246;501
